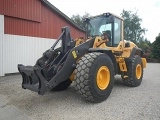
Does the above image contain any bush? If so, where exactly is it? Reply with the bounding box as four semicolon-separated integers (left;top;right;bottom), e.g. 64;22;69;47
151;36;160;61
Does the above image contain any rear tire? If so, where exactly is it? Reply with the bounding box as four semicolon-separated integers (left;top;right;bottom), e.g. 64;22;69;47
52;79;72;91
75;52;114;103
122;55;143;87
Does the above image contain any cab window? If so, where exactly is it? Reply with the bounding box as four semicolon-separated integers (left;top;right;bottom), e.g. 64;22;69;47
99;19;121;47
114;18;121;46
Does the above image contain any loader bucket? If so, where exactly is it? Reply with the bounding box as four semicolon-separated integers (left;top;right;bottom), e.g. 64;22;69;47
18;64;48;95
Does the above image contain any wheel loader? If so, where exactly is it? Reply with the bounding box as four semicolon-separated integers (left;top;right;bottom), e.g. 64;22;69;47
18;12;146;103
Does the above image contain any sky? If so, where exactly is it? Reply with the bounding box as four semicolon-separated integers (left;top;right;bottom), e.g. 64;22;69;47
48;0;160;42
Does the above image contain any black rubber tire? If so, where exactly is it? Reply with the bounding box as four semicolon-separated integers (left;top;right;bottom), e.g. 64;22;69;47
122;55;143;87
52;79;72;91
75;52;114;103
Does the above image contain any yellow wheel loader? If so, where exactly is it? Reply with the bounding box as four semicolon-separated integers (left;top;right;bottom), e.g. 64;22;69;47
18;12;146;103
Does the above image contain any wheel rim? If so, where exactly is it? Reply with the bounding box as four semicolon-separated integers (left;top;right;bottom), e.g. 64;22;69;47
96;66;110;90
136;64;142;79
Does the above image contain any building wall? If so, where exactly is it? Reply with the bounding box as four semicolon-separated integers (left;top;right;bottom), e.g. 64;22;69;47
0;15;4;76
0;15;55;76
0;0;41;22
0;0;85;76
4;34;55;74
3;0;85;39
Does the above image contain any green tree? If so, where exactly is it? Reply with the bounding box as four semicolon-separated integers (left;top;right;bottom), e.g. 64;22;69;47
151;35;160;61
138;38;151;49
120;10;147;44
70;12;91;30
137;38;151;58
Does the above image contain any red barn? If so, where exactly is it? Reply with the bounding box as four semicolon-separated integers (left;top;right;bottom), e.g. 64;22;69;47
0;0;85;76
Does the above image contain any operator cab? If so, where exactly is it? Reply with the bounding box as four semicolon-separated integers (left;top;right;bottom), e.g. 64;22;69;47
84;12;123;47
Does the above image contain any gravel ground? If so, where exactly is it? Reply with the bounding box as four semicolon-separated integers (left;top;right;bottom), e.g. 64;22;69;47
0;63;160;120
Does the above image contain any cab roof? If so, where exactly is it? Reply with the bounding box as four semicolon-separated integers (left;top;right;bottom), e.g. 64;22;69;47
87;12;124;21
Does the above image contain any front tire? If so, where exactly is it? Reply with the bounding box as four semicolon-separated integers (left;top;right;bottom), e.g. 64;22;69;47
75;52;114;103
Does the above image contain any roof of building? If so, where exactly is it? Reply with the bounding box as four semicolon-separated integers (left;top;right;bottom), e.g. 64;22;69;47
41;0;85;32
